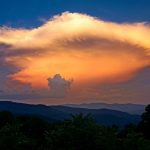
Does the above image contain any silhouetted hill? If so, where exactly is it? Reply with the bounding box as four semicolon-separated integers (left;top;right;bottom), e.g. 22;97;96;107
0;101;141;126
64;103;145;114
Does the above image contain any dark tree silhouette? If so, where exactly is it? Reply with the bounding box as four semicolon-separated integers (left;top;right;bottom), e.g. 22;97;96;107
138;104;150;139
0;111;14;128
0;106;150;150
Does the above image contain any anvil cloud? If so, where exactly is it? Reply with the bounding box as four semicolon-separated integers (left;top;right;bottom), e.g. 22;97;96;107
0;12;150;102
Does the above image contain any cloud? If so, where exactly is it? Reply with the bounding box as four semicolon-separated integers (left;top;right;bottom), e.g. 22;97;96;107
0;12;150;101
48;74;73;98
0;79;33;99
0;74;72;99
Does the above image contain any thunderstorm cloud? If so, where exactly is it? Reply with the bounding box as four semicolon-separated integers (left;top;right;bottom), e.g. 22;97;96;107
0;12;150;102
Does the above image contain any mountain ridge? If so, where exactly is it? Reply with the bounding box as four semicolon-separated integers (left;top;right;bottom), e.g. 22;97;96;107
64;102;146;114
0;101;142;126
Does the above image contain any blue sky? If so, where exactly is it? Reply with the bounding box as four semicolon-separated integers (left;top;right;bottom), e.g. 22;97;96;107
0;0;150;28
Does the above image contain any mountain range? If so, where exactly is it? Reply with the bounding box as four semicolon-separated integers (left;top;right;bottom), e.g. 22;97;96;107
0;101;143;126
64;103;146;114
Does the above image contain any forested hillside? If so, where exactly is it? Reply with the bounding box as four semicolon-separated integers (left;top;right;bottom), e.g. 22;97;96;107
0;105;150;150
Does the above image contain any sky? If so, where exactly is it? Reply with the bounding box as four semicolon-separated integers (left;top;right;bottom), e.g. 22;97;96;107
0;0;150;104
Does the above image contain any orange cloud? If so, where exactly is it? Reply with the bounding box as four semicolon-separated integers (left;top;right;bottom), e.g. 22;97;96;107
0;12;150;97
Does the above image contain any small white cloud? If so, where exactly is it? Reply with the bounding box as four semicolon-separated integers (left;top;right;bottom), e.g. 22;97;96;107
48;74;73;97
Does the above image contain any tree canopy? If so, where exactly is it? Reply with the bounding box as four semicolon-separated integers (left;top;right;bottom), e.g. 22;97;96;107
0;105;150;150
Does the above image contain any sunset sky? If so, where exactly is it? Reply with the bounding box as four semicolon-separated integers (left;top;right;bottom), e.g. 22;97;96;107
0;0;150;104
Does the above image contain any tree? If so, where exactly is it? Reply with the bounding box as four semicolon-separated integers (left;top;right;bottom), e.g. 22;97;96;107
0;111;14;128
138;104;150;139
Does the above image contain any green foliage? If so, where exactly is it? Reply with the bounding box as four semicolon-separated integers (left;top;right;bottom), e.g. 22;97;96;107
0;105;150;150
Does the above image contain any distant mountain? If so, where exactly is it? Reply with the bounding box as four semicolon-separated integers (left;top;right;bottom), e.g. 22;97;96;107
64;103;146;114
0;101;141;126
